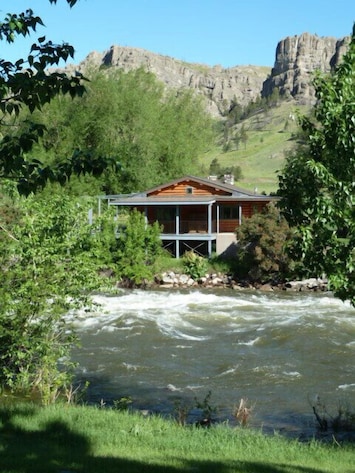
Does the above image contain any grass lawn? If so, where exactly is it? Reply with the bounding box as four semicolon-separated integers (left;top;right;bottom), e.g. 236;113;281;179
0;403;354;473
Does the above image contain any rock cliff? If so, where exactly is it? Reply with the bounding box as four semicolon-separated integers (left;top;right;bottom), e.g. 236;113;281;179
69;33;350;116
262;33;350;104
71;45;270;116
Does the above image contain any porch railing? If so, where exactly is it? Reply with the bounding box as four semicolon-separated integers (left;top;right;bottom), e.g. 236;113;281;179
151;219;217;234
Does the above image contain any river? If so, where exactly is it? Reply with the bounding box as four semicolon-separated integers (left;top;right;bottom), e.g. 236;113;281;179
69;288;355;437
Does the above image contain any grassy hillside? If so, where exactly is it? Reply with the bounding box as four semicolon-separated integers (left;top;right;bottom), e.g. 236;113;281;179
200;101;310;194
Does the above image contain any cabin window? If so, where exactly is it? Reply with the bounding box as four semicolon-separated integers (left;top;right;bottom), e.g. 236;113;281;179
186;186;193;195
220;206;239;220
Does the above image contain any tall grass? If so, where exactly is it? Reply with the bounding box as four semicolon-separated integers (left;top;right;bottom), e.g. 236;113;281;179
0;402;354;473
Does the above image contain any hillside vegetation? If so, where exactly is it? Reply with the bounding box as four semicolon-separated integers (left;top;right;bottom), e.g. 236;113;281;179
9;62;309;197
200;100;310;194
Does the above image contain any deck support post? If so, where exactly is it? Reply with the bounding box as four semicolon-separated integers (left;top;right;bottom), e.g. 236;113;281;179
176;240;180;259
208;240;212;257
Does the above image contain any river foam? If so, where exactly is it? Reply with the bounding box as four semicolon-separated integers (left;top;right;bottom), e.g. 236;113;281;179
70;288;355;434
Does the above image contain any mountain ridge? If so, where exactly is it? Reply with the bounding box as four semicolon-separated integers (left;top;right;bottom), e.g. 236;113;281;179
65;32;350;117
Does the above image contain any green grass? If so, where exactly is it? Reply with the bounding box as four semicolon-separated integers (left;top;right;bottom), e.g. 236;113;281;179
200;101;310;195
0;402;354;473
154;252;185;274
154;253;235;276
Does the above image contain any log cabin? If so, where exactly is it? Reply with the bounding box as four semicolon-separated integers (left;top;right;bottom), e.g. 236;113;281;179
104;175;278;258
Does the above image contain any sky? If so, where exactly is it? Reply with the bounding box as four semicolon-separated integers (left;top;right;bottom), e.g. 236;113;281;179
1;1;354;68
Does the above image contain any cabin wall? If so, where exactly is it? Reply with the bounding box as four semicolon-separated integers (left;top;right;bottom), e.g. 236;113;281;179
219;220;238;232
240;201;268;219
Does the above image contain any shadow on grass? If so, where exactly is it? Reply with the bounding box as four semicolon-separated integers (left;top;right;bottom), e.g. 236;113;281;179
0;405;328;473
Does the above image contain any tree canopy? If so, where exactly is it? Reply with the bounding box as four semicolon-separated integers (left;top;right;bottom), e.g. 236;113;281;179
21;68;214;195
278;24;355;305
0;0;116;195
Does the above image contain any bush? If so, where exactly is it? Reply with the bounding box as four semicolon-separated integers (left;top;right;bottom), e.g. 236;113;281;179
182;251;208;280
235;203;298;283
0;192;100;403
114;209;162;286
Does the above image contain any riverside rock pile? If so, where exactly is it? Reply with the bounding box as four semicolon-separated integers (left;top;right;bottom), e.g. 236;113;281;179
155;272;329;293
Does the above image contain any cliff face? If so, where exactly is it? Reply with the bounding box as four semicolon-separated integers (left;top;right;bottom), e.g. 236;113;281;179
262;33;350;103
70;33;350;116
73;45;270;116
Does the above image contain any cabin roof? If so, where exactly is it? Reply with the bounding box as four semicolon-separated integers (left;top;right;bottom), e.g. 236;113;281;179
143;175;260;197
107;195;274;207
108;196;216;206
104;175;278;206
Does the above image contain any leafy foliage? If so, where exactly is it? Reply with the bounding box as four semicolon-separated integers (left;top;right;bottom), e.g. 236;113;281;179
278;24;355;304
208;157;243;181
23;69;214;195
182;250;208;280
0;191;100;403
0;1;116;195
114;209;162;286
235;203;296;283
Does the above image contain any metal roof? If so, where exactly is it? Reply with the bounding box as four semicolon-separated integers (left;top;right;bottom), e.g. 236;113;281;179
108;196;216;206
105;175;278;206
108;194;277;207
143;174;261;197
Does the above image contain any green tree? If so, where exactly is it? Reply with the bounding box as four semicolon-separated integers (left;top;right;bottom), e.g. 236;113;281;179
208;158;243;182
114;209;162;286
235;203;296;283
0;191;99;403
23;69;214;194
0;1;122;404
278;24;355;305
209;158;222;176
0;1;115;195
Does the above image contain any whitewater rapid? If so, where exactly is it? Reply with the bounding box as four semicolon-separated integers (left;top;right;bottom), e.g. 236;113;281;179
69;288;355;434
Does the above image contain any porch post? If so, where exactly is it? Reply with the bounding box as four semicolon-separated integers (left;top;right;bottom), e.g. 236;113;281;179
239;205;242;226
176;205;180;234
175;205;180;259
207;203;212;234
88;208;93;225
207;203;213;257
144;206;148;226
216;204;220;234
98;196;102;217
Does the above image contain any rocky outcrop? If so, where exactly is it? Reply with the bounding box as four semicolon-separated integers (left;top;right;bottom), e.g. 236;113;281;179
65;33;350;116
262;33;350;104
70;45;270;116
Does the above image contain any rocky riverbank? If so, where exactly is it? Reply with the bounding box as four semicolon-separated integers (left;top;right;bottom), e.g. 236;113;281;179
154;271;329;293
